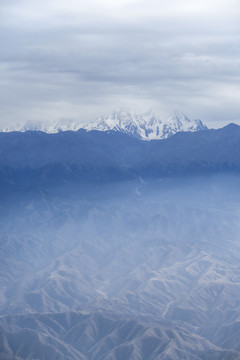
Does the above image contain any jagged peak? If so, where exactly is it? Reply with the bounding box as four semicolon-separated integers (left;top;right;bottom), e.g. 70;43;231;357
0;109;208;140
165;110;190;123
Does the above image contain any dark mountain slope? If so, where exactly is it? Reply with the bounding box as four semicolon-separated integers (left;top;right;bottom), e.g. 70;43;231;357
0;124;240;195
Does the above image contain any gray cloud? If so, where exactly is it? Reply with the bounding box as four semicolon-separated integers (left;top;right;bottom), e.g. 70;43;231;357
1;0;240;127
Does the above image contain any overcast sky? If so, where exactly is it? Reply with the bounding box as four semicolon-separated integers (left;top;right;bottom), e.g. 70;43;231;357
1;0;240;128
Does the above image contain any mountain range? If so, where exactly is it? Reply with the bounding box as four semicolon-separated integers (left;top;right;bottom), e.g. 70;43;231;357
0;123;239;192
1;123;240;359
1;109;207;140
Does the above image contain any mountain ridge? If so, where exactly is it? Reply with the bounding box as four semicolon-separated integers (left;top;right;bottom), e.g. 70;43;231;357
0;109;207;140
0;124;240;198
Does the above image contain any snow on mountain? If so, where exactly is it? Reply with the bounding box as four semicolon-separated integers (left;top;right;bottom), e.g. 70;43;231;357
83;109;207;140
162;110;208;138
83;109;159;139
1;109;207;140
2;118;86;133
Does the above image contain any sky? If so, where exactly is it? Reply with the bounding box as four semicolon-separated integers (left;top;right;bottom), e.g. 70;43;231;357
1;0;240;128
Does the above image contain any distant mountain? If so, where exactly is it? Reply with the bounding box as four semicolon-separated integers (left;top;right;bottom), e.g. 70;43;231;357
1;109;207;140
84;109;207;140
1;118;86;134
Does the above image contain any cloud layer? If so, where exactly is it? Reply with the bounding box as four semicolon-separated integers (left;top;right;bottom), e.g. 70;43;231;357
1;0;240;127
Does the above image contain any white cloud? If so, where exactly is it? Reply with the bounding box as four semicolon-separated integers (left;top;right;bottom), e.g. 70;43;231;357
0;0;240;127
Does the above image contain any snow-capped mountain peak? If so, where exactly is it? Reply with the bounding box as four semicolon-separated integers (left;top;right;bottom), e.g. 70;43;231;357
0;109;207;140
83;109;207;140
2;118;86;134
161;110;207;138
83;108;161;139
